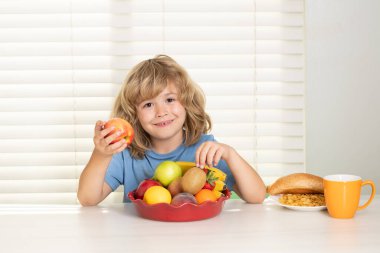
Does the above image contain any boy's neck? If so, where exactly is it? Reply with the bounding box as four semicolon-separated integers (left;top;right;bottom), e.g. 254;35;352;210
151;133;183;154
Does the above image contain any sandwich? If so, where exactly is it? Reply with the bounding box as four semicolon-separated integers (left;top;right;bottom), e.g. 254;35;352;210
267;173;324;195
267;173;325;207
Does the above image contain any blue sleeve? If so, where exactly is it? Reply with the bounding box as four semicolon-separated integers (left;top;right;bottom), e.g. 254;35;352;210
105;153;124;191
216;160;236;191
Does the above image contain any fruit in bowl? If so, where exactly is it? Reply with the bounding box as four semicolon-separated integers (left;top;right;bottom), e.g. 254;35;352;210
128;188;230;222
153;161;182;187
143;186;172;205
195;189;217;204
181;167;206;195
127;161;231;222
171;192;197;207
167;177;182;196
137;161;228;206
135;179;161;200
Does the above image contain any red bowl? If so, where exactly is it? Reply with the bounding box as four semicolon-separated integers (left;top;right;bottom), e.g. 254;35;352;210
128;189;231;222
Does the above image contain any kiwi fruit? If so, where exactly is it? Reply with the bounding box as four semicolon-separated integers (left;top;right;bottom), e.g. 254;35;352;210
181;167;207;195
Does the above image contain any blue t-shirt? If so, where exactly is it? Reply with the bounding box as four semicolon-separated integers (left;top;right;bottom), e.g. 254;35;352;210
105;134;236;202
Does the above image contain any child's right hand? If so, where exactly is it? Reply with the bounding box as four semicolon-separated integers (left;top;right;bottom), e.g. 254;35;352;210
93;120;128;156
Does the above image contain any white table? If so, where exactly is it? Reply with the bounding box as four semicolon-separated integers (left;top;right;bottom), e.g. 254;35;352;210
0;196;379;253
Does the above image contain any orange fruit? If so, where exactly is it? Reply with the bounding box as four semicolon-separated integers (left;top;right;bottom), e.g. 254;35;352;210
195;189;217;204
143;186;172;205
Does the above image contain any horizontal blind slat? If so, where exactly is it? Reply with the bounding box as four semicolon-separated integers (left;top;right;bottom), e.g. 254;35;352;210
0;83;120;98
0;179;78;193
257;150;304;163
0;193;78;205
0;111;111;125
1;27;301;42
0;0;304;14
0;166;79;180
0;55;304;70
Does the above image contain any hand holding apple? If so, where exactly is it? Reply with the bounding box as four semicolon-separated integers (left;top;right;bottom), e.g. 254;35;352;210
104;118;134;145
93;120;130;156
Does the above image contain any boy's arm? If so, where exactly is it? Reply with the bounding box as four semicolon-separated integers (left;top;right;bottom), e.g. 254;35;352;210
77;121;127;206
226;149;266;203
195;141;266;204
77;149;113;206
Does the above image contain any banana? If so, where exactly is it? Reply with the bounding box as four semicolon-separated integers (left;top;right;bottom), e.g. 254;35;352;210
213;180;226;192
212;190;224;198
175;161;196;175
207;167;227;182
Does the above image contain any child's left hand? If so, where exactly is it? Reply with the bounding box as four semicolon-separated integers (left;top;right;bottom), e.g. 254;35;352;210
195;141;232;168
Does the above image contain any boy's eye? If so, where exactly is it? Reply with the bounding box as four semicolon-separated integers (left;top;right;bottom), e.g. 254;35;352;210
167;98;175;103
143;102;153;108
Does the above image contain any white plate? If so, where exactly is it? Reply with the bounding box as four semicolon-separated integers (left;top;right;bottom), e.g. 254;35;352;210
268;195;327;212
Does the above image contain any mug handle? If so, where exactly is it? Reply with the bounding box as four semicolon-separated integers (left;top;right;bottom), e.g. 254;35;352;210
357;180;376;211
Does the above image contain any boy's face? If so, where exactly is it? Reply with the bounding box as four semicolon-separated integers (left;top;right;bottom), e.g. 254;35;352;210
136;81;186;148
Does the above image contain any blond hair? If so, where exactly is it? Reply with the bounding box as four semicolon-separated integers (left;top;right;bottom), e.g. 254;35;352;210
112;55;212;159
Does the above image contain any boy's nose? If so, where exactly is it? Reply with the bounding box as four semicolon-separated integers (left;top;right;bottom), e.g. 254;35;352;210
156;104;168;117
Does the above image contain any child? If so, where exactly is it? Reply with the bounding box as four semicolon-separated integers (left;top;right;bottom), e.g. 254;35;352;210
77;55;266;206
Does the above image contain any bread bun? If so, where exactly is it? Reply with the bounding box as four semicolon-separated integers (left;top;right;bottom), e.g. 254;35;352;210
267;173;323;195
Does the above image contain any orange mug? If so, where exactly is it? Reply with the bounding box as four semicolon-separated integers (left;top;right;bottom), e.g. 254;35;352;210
323;174;376;219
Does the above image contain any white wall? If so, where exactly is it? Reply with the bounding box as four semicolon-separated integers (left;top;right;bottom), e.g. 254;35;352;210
306;0;380;193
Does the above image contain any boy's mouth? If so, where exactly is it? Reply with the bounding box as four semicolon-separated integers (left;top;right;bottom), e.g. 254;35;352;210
154;120;173;127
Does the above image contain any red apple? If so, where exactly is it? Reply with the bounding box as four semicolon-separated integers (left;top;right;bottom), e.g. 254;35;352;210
104;118;134;145
135;179;161;199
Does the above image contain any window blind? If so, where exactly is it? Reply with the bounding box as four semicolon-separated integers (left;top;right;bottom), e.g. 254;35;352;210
0;0;305;204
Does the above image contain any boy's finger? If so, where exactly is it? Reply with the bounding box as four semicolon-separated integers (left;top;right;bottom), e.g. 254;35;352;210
109;139;127;152
206;149;217;168
94;120;104;131
98;126;115;138
195;143;204;167
213;149;223;167
198;144;211;168
104;131;124;145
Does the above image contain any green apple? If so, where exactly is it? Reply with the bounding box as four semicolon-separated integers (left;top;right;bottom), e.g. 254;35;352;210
153;161;182;187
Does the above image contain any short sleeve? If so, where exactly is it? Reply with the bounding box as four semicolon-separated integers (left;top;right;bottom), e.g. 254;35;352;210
104;153;124;191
